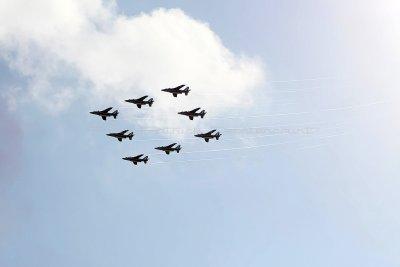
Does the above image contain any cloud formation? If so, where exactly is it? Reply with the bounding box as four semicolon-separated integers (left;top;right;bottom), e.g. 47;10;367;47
0;0;265;130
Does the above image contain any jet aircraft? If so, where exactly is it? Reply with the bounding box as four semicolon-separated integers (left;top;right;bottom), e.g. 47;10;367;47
122;154;149;165
106;130;134;142
195;130;221;142
154;143;181;155
90;107;118;121
161;84;190;97
125;95;154;108
178;107;206;120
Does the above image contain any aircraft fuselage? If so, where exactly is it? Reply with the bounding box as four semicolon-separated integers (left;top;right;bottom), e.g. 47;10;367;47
178;110;206;120
90;110;118;121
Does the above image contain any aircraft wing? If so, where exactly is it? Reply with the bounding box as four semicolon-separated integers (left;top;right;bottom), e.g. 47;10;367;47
134;154;144;159
137;95;148;101
175;84;185;90
120;130;129;134
167;143;177;148
207;129;217;135
102;107;113;113
190;107;201;113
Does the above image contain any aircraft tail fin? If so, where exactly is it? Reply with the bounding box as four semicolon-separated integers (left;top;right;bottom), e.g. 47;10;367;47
144;156;149;164
176;145;181;153
112;110;119;119
200;110;206;118
128;132;134;140
216;132;221;140
184;87;190;95
148;98;154;107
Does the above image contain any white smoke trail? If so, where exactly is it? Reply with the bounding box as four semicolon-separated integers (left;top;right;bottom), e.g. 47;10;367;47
135;123;345;143
149;134;343;165
148;132;347;157
150;156;230;165
269;77;338;83
122;99;388;120
208;100;389;120
180;132;346;154
296;143;329;150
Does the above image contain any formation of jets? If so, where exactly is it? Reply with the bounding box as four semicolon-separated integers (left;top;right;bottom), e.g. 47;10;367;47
90;84;221;166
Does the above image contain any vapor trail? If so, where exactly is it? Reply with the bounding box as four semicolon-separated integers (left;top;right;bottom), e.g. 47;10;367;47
148;132;346;157
149;134;342;165
123;100;388;120
150;156;229;165
133;120;329;132
269;77;338;83
296;143;329;150
136;123;345;143
181;133;346;154
221;125;344;142
208;100;388;120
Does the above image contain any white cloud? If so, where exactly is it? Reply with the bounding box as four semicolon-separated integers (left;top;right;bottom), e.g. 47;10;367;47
0;0;265;131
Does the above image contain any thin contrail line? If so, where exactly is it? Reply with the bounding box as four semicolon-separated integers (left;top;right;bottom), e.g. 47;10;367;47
148;132;346;156
149;134;343;165
136;123;345;143
137;132;307;143
192;87;333;95
180;133;346;154
150;156;229;165
221;125;344;142
121;100;388;120
220;121;338;131
89;120;342;135
133;120;330;132
208;100;388;120
269;77;337;83
296;143;329;150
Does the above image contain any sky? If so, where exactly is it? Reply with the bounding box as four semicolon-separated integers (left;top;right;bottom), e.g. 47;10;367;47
0;0;399;266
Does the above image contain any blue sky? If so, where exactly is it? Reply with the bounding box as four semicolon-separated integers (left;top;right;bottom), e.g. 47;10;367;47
0;0;399;266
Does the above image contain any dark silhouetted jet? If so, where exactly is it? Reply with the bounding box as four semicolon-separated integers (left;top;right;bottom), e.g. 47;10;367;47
178;107;206;120
161;84;190;97
195;130;221;142
90;107;118;121
107;130;134;142
125;95;154;108
122;154;149;165
155;143;181;155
